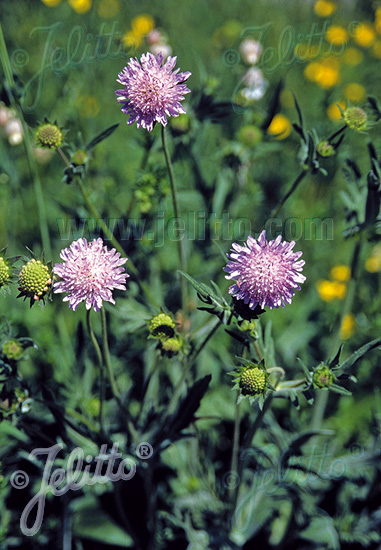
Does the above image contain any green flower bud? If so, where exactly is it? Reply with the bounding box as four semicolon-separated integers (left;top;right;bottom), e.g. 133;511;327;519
148;312;176;340
239;365;269;396
18;259;52;303
317;140;335;157
312;364;335;389
35;123;63;149
160;337;182;357
0;256;10;288
2;339;23;361
71;150;88;165
342;107;368;132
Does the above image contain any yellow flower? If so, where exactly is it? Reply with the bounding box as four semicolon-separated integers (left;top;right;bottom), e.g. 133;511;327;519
340;313;356;340
314;0;337;17
353;23;376;47
75;95;100;118
326;25;349;45
372;40;381;58
267;114;292;140
122;30;142;49
365;244;381;272
96;0;120;18
330;265;350;282
41;0;62;6
131;14;155;36
343;83;366;102
305;58;340;89
316;280;346;301
342;47;364;65
68;0;92;13
327;100;346;121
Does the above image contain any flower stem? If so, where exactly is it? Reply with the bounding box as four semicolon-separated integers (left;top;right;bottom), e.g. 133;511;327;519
86;309;105;436
0;24;52;259
161;126;187;313
229;401;241;502
100;308;139;442
270;169;308;219
56;148;158;306
163;318;222;423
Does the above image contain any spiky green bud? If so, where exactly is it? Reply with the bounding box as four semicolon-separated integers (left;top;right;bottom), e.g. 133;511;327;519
343;107;368;132
0;257;10;288
148;312;176;339
312;364;335;389
239;365;269;396
35;123;63;149
2;339;23;361
18;259;52;303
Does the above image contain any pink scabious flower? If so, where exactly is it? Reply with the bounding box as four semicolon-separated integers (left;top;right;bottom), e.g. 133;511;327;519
224;230;306;310
53;238;129;312
116;52;191;132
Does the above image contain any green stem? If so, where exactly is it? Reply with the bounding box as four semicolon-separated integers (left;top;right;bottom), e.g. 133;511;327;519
163;318;222;423
229;401;241;502
86;309;105;436
56;148;158;306
270;169;308;219
232;395;273;512
0;24;51;259
161;126;187;313
312;237;362;430
100;308;139;442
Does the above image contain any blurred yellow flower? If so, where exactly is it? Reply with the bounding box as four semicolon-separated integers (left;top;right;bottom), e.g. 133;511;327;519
96;0;120;18
316;280;346;301
123;30;142;49
365;244;381;272
330;264;351;282
342;47;364;65
304;58;340;89
41;0;62;6
267;114;292;140
314;0;337;17
75;95;100;118
327;100;346;121
326;25;349;45
131;14;155;36
353;23;376;47
372;40;381;58
340;313;356;340
68;0;92;13
343;83;366;102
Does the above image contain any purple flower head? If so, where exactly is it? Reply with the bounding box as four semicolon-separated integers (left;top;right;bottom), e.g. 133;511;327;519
224;230;306;310
53;238;129;312
116;52;191;132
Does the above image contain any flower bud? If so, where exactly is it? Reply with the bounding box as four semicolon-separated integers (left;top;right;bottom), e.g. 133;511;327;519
18;259;52;304
0;256;10;288
35;123;63;149
148;312;176;339
239;365;269;396
2;339;23;361
312;364;335;388
317;140;335;157
159;337;182;357
342;106;368;131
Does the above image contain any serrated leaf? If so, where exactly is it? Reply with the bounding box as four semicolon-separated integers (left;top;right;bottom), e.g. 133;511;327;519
86;123;119;151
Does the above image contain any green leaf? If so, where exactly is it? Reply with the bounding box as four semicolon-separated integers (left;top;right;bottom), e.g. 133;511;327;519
334;337;381;372
72;496;133;547
86;123;120;151
297;357;312;380
329;344;344;368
